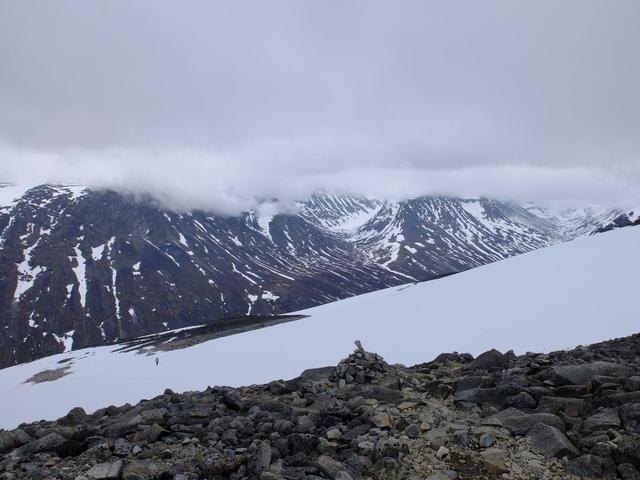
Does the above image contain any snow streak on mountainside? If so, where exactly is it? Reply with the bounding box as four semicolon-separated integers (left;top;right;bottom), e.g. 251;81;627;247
0;226;638;430
298;193;383;233
0;184;628;368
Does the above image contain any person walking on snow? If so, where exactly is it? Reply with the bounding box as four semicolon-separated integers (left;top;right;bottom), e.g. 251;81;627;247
155;357;159;366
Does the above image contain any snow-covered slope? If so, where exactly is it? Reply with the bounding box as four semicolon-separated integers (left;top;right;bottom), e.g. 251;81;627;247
0;226;638;430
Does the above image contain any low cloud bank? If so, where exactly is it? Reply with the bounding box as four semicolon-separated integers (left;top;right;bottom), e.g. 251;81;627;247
1;144;637;214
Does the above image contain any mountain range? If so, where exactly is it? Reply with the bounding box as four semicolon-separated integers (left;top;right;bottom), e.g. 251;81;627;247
0;183;637;368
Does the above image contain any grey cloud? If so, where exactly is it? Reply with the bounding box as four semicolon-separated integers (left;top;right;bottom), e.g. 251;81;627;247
0;0;639;212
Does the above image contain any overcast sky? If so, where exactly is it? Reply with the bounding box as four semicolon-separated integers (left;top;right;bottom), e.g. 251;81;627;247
0;1;639;213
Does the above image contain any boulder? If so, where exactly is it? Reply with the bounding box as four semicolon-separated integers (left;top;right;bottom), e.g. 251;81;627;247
102;414;144;438
614;435;640;468
469;349;509;371
483;408;565;435
479;432;496;448
582;408;621;433
526;423;579;458
505;391;536;409
536;396;586;417
317;455;347;478
299;366;335;383
58;406;88;426
481;448;509;474
121;461;152;480
620;403;640;430
87;460;123;479
0;429;32;453
21;432;67;454
618;463;640;480
256;440;272;473
550;361;634;386
566;454;603;478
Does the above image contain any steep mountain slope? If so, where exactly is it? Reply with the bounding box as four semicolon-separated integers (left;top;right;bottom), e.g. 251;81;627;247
0;184;628;368
347;197;560;279
298;193;382;233
0;185;407;368
0;225;637;430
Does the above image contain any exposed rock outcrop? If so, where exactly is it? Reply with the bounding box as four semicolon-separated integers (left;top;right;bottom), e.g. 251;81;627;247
1;333;640;479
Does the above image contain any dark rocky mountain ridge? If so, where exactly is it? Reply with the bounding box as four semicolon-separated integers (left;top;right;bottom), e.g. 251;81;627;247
0;184;633;368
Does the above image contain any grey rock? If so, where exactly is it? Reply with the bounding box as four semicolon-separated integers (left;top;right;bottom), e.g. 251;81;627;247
469;349;509;371
566;454;603;478
483;408;565;435
526;423;579;458
454;375;494;392
256;440;272;472
0;429;32;453
624;376;640;392
550;361;634;386
436;445;450;459
536;396;586;417
87;460;123;479
58;406;88;426
505;391;536;409
481;448;509;474
405;423;420;439
425;427;450;449
299;366;335;383
452;429;469;446
619;403;640;430
139;408;168;424
317;455;346;478
618;463;640;480
375;437;405;459
22;432;66;454
296;415;316;433
334;472;354;480
582;408;621;433
371;413;391;428
113;438;132;456
425;473;451;480
479;432;496;448
102;414;144;438
614;435;640;467
122;461;152;480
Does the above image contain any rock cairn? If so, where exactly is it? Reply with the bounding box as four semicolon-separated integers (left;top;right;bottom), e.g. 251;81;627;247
330;341;394;386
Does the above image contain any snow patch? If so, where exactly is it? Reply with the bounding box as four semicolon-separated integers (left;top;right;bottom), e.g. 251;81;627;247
72;246;87;308
52;330;75;353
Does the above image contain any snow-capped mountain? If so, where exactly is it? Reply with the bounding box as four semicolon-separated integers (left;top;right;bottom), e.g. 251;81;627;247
346;197;560;279
1;225;637;430
0;184;629;368
524;204;631;238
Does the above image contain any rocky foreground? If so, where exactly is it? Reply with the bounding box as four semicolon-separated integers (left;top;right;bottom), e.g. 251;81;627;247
1;335;640;480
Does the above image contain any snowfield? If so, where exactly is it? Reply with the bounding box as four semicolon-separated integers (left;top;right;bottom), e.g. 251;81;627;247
0;226;638;429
